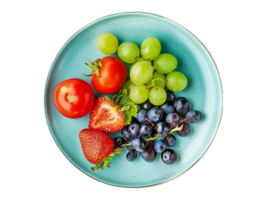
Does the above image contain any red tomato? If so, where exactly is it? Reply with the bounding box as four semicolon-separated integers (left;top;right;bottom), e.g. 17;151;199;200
54;78;95;118
90;57;128;94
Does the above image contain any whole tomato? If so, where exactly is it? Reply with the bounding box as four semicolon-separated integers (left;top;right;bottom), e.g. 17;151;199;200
54;78;95;118
85;57;128;94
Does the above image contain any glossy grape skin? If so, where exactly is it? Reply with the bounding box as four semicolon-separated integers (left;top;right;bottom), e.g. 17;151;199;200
114;137;126;148
96;33;118;55
166;72;188;92
141;37;161;61
140;146;157;162
145;72;166;89
136;109;148;123
164;134;177;147
160;103;175;115
165;113;180;128
122;80;135;95
154;53;178;74
149;87;167;106
121;126;131;139
156;122;170;135
165;91;176;104
130;85;149;104
118;42;140;63
173;97;190;117
139;121;153;137
130;61;153;85
161;149;178;165
177;122;191;137
147;107;163;122
141;100;154;110
132;138;146;152
154;140;167;153
126;151;138;162
128;122;140;138
126;139;134;151
185;110;202;123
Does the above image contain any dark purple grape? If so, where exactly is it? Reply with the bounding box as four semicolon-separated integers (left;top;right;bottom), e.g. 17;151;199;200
121;126;131;139
136;109;147;123
114;137;125;148
164;134;176;147
126;139;134;151
160;103;175;115
147;107;163;122
132;138;146;152
139;121;152;137
161;149;178;165
173;97;190;117
140;145;157;162
185;110;202;123
128;122;140;137
154;140;166;153
165;113;180;128
165;91;176;104
141;100;154;110
177;122;191;137
126;151;138;162
156;122;170;135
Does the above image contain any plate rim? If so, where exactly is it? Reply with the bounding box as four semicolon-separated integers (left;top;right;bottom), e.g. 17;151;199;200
42;9;224;191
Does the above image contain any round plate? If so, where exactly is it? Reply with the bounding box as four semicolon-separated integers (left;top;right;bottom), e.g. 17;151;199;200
44;12;223;188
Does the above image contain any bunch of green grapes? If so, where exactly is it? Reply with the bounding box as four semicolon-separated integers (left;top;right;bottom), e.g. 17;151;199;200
96;34;188;106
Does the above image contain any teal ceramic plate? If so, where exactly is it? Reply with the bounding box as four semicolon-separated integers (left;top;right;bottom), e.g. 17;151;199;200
44;12;223;188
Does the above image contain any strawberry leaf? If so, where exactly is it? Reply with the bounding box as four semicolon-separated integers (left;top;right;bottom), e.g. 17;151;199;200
120;96;131;107
109;153;115;157
121;105;131;112
91;161;104;172
105;96;112;103
113;148;122;154
103;158;111;168
123;102;138;125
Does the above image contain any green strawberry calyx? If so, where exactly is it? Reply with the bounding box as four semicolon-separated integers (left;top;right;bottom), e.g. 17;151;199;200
91;148;122;172
105;89;138;125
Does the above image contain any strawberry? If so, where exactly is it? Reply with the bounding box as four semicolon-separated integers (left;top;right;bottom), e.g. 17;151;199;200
89;89;138;133
79;129;122;171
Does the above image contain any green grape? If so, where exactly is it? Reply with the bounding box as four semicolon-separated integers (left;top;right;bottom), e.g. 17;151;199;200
154;53;178;74
145;72;166;89
130;61;153;85
166;71;188;92
96;33;118;55
122;80;135;94
149;87;167;106
118;42;140;63
141;37;161;61
130;85;149;104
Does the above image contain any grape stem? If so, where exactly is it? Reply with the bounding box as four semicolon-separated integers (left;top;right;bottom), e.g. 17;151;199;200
145;118;155;127
121;125;183;147
177;119;188;127
145;78;168;89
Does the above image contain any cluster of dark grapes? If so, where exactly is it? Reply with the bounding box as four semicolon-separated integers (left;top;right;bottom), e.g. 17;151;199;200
114;91;202;165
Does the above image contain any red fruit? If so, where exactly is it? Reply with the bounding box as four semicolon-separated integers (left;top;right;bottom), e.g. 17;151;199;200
89;97;125;133
85;57;128;94
79;129;115;164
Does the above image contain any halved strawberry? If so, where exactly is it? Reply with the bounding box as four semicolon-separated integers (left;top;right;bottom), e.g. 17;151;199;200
89;89;138;133
89;97;125;133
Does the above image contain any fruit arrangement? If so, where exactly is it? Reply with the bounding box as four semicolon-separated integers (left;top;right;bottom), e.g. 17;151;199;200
53;32;203;172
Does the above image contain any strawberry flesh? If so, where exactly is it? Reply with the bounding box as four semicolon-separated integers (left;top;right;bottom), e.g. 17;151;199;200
89;97;125;133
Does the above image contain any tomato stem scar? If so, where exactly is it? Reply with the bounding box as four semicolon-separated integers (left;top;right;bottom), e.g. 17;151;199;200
67;94;74;102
